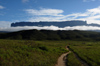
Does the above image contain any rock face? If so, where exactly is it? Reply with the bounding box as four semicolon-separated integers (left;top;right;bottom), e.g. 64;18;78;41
11;20;100;27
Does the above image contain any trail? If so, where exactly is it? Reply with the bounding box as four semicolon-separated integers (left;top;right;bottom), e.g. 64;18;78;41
55;46;90;66
55;46;71;66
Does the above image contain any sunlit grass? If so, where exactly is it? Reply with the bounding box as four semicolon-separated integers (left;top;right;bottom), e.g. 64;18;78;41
69;41;100;66
0;39;68;66
1;39;100;66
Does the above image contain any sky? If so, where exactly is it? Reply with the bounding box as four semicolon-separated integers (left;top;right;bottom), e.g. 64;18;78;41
1;0;100;31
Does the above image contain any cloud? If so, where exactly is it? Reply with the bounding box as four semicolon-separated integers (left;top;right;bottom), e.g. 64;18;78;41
77;6;100;24
0;21;11;28
28;16;66;22
0;5;5;9
1;26;100;32
25;8;64;16
25;8;87;22
2;6;100;32
22;0;29;3
87;6;100;15
25;7;100;24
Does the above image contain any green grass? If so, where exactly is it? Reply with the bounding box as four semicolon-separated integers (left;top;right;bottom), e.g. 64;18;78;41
67;52;83;66
69;41;100;66
0;39;68;66
1;39;100;66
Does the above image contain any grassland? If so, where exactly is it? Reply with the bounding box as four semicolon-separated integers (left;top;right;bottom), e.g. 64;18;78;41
1;39;100;66
0;39;69;66
67;52;83;66
69;41;100;66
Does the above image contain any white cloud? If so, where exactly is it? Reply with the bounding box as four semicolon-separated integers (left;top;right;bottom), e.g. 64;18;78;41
1;6;100;31
25;8;88;22
77;6;100;24
25;8;64;16
0;21;11;28
24;7;100;24
0;5;5;9
28;16;66;22
24;6;100;25
87;6;100;15
1;26;100;32
22;0;29;3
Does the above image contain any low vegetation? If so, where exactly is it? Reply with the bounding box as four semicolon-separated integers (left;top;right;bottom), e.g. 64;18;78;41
1;38;100;66
69;41;100;66
0;30;100;41
67;53;83;66
0;39;68;66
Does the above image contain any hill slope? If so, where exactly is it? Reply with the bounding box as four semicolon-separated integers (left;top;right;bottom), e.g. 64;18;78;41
0;29;100;41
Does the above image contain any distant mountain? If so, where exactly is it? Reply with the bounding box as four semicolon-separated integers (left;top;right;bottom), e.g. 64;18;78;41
0;29;100;41
11;20;100;27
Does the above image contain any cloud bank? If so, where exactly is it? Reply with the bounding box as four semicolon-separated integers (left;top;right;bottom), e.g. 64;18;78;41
0;25;100;32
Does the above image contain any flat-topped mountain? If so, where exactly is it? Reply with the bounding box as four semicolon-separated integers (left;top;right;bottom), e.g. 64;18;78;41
11;20;100;27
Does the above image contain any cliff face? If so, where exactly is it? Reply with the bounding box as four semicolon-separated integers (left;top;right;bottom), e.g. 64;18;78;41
11;20;87;27
11;20;100;27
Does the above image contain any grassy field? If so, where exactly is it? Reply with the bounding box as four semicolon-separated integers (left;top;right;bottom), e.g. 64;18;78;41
67;52;83;66
1;39;100;66
0;39;68;66
69;41;100;66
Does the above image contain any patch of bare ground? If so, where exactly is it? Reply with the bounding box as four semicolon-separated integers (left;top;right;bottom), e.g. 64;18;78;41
55;46;71;66
55;46;90;66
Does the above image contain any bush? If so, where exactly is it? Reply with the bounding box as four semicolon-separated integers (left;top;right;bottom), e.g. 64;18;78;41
39;45;48;51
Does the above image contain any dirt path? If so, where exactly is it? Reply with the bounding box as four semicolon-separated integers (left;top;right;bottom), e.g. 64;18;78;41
55;46;90;66
55;46;71;66
55;51;71;66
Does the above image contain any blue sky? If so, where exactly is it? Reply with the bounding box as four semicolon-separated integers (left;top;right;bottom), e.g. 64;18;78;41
1;0;100;31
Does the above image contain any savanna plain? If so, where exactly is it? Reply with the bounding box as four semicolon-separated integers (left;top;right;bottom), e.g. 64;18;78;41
0;39;100;66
